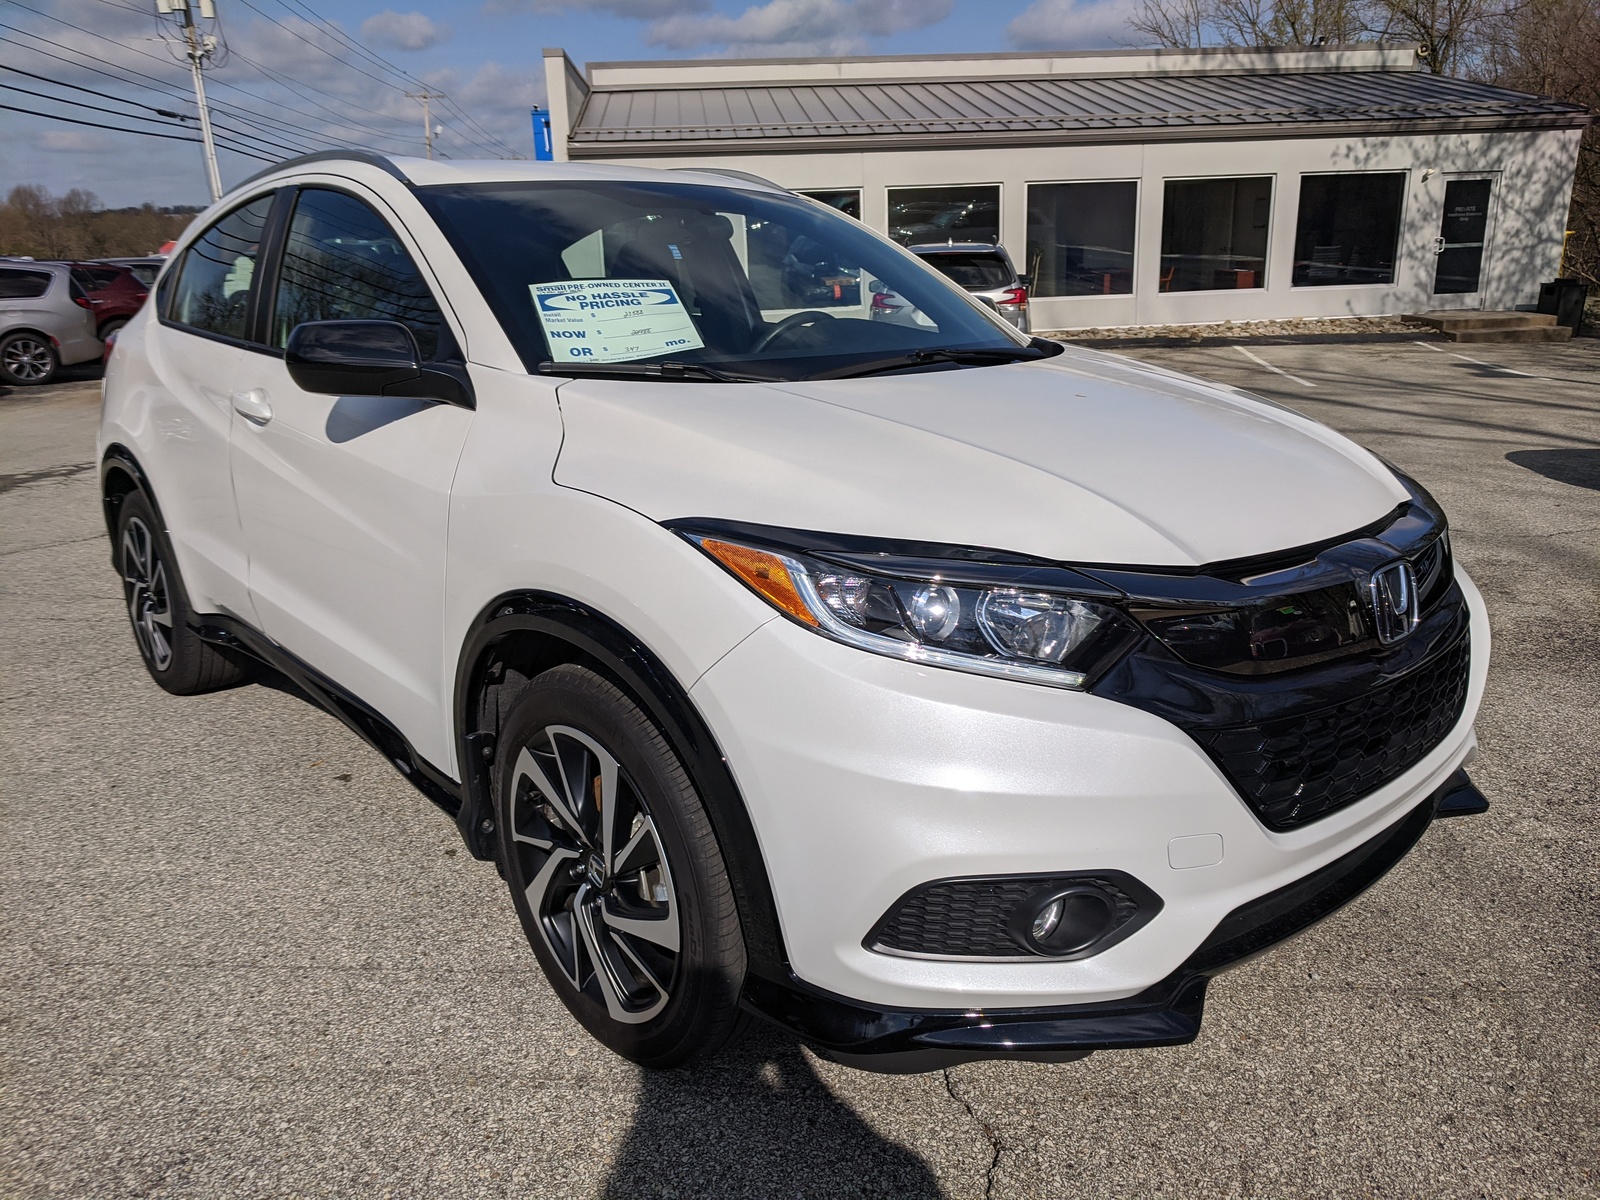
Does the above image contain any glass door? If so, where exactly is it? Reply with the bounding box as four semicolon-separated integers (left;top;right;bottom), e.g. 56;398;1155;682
1431;177;1495;299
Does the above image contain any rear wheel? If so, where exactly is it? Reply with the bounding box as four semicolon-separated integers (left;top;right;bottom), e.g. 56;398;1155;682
115;490;250;694
496;664;746;1068
98;317;128;343
0;332;58;386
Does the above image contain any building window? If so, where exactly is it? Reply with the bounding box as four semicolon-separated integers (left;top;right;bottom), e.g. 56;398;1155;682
1292;173;1405;287
801;189;861;220
887;185;999;247
1160;177;1272;292
1026;181;1137;297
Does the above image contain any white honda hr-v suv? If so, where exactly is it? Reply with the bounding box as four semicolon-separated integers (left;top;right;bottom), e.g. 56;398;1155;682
98;153;1489;1072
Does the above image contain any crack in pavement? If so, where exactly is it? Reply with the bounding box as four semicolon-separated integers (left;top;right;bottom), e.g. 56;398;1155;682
943;1067;1004;1199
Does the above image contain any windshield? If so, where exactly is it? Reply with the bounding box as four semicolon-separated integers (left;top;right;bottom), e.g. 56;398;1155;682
415;179;1029;382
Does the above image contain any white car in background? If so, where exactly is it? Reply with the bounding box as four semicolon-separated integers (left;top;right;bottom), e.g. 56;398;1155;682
98;154;1489;1072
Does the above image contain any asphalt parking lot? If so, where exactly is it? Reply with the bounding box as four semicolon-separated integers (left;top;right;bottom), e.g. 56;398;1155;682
2;338;1597;1199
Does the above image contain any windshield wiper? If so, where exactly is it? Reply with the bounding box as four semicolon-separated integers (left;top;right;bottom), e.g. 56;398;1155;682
806;341;1058;381
537;359;771;383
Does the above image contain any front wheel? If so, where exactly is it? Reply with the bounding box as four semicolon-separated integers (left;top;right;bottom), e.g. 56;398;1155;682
495;664;746;1068
115;490;250;694
0;332;59;386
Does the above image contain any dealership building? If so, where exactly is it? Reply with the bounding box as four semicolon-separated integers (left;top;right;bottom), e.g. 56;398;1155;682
538;44;1588;331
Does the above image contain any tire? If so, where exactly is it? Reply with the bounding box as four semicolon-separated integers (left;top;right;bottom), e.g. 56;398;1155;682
495;664;747;1068
98;318;128;343
115;490;250;694
0;331;59;386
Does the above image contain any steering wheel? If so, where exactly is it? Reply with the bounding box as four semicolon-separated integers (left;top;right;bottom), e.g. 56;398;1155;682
751;309;836;354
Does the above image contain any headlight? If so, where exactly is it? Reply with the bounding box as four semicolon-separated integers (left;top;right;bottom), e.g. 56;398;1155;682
685;533;1133;689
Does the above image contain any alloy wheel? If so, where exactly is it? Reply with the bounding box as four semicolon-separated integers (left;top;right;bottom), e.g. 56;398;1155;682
2;337;53;383
120;516;174;671
509;724;680;1024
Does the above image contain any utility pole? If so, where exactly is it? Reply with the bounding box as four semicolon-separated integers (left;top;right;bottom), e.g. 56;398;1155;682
406;90;445;160
156;0;222;203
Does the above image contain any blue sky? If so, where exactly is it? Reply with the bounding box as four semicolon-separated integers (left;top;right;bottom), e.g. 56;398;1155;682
1;0;1140;207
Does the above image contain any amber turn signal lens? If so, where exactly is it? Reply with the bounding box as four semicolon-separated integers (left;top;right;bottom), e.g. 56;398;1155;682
699;539;818;627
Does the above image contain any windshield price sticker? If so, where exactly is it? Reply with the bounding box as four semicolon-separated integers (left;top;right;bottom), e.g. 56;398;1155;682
532;279;705;364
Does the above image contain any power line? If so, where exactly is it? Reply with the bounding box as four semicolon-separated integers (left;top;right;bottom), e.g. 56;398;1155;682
4;1;517;163
0;99;274;160
262;0;518;156
3;58;319;162
0;8;397;150
230;0;510;157
0;28;403;158
0;78;190;124
2;62;191;118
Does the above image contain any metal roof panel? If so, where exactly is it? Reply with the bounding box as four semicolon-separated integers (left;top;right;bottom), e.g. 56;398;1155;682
570;70;1588;146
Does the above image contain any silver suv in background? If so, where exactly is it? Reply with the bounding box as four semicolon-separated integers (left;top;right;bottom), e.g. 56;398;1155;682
907;242;1031;333
1;261;103;385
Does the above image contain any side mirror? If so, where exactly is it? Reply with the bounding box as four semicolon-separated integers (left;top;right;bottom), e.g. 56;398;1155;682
1017;273;1033;289
285;319;473;409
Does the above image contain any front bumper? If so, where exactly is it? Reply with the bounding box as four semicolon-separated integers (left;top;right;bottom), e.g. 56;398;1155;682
743;771;1482;1071
689;564;1488;1036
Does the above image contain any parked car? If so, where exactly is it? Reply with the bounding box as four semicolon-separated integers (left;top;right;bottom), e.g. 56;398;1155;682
94;256;168;288
0;261;102;385
99;155;1488;1073
68;262;151;340
907;241;1031;332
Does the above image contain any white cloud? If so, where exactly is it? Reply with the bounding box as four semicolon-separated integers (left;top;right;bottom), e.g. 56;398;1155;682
36;129;114;153
359;10;453;51
1005;0;1141;49
484;0;710;16
647;0;952;55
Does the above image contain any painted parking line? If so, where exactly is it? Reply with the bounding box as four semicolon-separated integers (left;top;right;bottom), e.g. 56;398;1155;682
1415;339;1540;378
1445;351;1537;377
1231;344;1316;388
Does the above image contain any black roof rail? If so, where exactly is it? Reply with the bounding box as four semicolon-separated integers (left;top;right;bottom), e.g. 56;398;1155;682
671;166;788;191
235;150;411;191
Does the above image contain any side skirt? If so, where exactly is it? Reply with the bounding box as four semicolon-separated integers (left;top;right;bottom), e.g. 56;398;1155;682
194;614;464;820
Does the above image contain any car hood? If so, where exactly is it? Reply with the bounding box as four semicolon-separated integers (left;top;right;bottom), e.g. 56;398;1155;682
551;346;1407;567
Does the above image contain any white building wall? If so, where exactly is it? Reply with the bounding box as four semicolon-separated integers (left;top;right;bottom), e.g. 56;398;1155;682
594;127;1583;330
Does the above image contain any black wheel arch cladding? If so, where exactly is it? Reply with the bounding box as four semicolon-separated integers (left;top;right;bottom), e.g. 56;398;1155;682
454;591;790;983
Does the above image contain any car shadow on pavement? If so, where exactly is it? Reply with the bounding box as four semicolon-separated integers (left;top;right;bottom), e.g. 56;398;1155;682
1506;448;1600;491
599;1023;941;1200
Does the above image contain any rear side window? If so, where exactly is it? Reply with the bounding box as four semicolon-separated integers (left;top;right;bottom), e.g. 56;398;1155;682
270;188;447;360
0;269;52;300
920;253;1013;290
170;194;275;341
79;266;125;289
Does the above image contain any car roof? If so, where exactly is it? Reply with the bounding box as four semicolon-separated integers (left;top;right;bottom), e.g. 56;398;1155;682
235;150;791;197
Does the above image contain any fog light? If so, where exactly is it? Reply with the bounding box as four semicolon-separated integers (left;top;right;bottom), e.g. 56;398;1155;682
1019;886;1118;956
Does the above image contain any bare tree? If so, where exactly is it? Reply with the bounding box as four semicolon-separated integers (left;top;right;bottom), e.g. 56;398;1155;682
1129;0;1213;47
1129;0;1505;65
1476;0;1600;283
1366;0;1506;72
0;185;196;260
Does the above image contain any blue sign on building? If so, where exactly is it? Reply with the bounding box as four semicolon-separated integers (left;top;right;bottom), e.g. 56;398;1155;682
532;107;554;161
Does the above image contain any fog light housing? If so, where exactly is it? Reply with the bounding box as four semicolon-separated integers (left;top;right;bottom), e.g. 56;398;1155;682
865;871;1164;961
1016;886;1119;956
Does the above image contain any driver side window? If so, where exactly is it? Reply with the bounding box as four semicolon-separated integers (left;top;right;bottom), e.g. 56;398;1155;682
270;188;449;360
169;194;274;341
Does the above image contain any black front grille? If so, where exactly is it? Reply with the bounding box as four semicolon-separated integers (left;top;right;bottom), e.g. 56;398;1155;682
867;872;1157;959
1191;632;1471;830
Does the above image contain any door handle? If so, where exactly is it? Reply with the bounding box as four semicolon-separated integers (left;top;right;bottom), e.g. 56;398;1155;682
1431;236;1446;256
231;388;273;425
